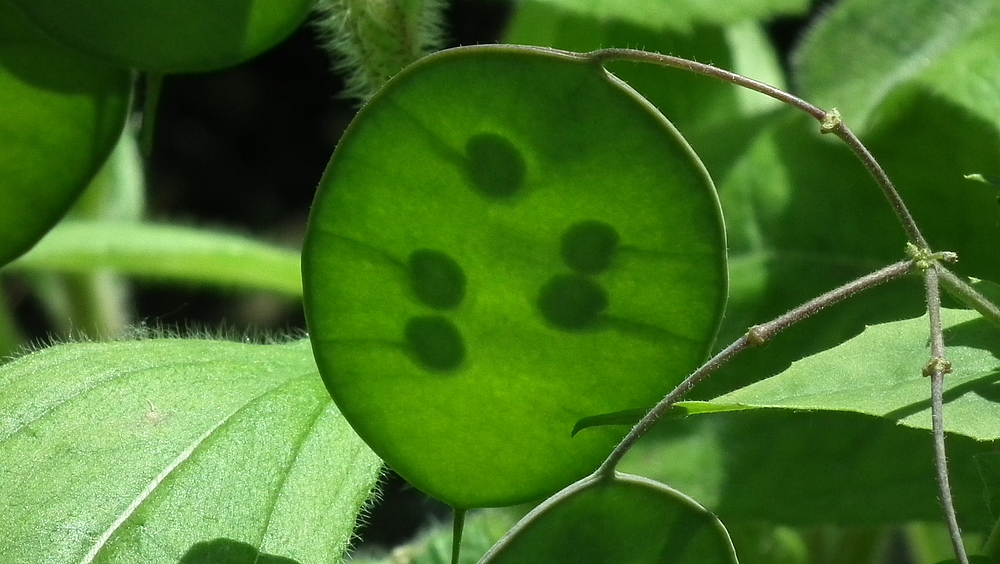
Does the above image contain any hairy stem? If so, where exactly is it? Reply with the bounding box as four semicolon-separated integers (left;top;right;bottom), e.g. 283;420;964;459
937;266;1000;330
597;259;915;476
587;48;826;120
585;48;928;247
314;0;447;102
924;267;969;564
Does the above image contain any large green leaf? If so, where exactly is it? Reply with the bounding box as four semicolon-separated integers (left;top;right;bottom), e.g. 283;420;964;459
7;0;313;72
302;45;727;508
478;473;738;564
683;309;1000;440
0;0;130;267
793;0;999;134
0;338;381;564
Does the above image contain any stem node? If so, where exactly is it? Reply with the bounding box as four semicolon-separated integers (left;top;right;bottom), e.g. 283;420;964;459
906;243;957;271
922;356;952;378
746;325;767;346
820;108;842;134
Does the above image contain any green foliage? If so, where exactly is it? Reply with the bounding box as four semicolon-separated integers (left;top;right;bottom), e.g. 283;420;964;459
0;337;381;563
504;1;787;179
21;132;145;340
301;45;727;508
349;510;517;564
3;0;1000;563
620;409;996;528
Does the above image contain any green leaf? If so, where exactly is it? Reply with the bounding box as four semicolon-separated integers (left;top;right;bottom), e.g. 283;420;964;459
792;0;998;134
0;337;382;564
302;45;727;508
912;3;1000;133
683;309;1000;441
4;221;303;297
618;410;996;528
8;0;313;73
503;0;807;32
478;473;738;564
0;0;130;267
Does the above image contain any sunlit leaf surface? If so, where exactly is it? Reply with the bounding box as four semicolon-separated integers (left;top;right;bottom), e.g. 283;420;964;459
0;338;381;564
793;0;998;133
684;309;1000;440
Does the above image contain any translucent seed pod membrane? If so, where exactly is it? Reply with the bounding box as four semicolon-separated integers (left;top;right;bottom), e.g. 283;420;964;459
302;45;727;508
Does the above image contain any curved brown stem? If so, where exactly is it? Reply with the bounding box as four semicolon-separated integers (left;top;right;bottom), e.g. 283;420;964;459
585;48;928;248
